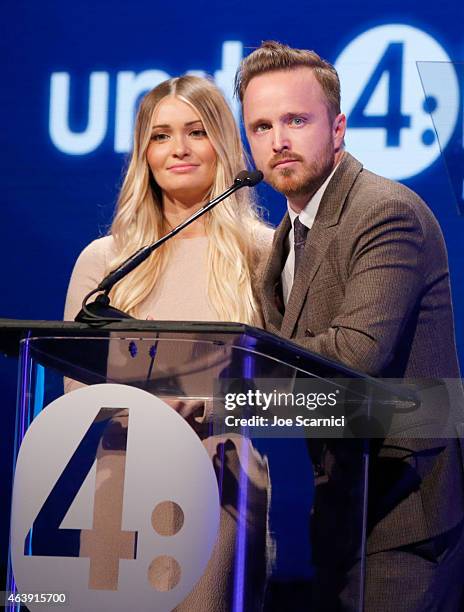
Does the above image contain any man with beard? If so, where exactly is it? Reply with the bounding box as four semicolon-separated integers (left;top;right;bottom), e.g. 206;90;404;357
235;41;464;610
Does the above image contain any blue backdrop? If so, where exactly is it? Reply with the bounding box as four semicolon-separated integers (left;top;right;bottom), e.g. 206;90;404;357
2;0;464;586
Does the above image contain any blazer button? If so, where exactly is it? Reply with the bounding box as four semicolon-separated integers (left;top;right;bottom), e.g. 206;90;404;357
305;328;315;337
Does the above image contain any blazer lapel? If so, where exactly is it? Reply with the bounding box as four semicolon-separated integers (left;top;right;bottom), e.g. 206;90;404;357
261;214;291;333
280;153;363;338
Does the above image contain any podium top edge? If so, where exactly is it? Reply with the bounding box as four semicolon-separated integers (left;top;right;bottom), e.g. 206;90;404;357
0;318;421;402
0;319;249;355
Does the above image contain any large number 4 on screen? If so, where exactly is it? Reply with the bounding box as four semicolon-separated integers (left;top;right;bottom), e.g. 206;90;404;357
348;42;412;147
24;407;138;590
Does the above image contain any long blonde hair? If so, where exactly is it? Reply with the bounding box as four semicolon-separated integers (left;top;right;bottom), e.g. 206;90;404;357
109;75;266;323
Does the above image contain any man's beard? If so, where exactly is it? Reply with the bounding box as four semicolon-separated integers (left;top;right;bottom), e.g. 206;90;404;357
267;140;335;200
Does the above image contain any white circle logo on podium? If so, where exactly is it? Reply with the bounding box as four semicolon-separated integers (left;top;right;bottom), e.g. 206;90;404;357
335;24;459;180
11;384;220;611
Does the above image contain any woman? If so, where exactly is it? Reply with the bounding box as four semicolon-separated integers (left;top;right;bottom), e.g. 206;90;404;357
64;76;273;611
64;75;272;323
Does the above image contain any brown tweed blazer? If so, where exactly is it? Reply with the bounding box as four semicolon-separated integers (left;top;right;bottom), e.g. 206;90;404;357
259;151;464;553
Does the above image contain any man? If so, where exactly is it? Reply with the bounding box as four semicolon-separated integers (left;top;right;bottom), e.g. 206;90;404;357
236;41;464;610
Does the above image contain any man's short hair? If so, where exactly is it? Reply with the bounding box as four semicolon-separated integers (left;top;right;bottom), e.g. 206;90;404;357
235;40;341;120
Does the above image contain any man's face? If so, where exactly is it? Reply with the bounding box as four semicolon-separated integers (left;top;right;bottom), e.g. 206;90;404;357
243;68;346;207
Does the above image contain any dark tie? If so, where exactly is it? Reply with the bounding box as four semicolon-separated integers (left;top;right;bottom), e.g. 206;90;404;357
293;216;309;276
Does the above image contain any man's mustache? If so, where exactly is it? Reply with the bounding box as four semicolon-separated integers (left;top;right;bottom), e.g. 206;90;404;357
270;153;304;167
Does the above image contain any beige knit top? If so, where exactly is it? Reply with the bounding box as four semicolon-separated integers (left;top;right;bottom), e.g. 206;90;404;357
64;227;274;322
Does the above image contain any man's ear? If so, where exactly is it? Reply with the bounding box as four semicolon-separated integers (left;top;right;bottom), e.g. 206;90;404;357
333;113;346;151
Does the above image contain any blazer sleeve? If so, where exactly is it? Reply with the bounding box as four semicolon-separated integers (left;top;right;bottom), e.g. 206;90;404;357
294;197;432;375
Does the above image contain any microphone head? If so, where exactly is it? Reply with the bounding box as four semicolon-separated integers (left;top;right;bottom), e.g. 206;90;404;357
234;170;264;188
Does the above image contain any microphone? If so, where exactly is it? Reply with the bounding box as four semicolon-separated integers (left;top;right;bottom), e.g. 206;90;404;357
76;170;263;323
234;170;263;187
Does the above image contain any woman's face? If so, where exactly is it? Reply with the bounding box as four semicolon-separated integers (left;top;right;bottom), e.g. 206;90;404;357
146;96;217;205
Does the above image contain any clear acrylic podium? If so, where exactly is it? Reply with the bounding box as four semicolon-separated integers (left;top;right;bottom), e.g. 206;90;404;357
3;320;416;612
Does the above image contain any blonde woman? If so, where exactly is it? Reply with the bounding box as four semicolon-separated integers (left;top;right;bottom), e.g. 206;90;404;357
64;75;272;323
64;76;273;611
